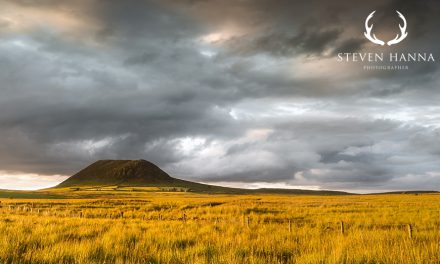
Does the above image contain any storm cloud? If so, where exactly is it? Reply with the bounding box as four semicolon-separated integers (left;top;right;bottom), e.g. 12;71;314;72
0;0;439;191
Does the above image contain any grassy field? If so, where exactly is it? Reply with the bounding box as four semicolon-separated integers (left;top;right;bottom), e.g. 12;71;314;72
0;190;439;263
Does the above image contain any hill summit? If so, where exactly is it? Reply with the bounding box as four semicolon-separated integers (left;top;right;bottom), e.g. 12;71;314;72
57;160;176;187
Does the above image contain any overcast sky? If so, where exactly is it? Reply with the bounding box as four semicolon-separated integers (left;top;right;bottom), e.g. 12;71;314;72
0;0;439;192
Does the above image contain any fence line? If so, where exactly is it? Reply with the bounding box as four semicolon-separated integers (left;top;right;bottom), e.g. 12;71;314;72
0;205;416;238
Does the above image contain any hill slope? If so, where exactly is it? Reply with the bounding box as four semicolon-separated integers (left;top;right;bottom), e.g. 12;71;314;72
56;159;351;195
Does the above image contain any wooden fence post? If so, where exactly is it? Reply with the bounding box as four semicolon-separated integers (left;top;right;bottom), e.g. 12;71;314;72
288;219;292;233
340;221;345;235
407;224;413;239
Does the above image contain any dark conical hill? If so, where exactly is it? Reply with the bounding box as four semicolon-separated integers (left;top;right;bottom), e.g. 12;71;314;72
57;160;176;187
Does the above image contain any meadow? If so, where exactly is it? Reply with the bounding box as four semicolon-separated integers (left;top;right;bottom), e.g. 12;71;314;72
0;189;439;263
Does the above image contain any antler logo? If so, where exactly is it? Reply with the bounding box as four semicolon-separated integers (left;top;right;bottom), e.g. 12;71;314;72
364;11;408;46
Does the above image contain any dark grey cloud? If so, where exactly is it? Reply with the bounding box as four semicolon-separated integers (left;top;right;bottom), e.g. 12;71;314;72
332;38;366;56
224;28;343;57
0;0;439;191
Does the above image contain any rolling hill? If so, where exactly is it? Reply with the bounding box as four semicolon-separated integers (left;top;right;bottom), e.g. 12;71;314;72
55;159;351;195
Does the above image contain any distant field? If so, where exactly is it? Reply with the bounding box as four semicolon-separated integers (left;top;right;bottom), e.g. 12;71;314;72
0;190;65;199
0;191;439;263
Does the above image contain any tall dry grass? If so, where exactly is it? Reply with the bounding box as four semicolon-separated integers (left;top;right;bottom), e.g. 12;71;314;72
0;193;439;263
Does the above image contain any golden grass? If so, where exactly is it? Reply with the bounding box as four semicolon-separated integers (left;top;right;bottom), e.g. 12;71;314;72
0;193;439;263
